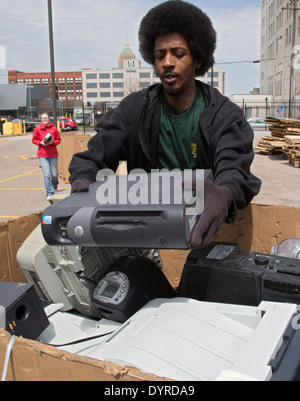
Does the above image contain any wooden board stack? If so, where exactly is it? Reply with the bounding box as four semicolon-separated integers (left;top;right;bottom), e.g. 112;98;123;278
283;135;300;168
254;117;300;167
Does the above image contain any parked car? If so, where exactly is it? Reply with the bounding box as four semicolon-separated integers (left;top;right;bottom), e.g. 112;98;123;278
247;118;269;130
58;118;78;131
74;114;92;126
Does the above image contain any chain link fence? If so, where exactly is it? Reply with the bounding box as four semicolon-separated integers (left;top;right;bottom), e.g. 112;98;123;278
234;100;300;120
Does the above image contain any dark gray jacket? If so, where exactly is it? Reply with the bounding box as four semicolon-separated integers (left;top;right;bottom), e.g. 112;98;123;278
69;81;261;222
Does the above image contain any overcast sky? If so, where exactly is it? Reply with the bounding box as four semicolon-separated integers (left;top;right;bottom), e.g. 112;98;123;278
0;0;262;96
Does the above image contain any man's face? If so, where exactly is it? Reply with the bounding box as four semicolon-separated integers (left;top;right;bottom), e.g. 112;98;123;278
41;114;50;127
154;32;200;97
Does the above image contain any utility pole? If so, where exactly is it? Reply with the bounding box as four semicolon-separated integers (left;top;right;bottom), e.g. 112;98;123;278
47;0;57;126
283;0;300;117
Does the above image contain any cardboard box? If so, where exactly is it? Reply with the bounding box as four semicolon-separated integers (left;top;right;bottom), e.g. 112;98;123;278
57;132;91;184
161;203;300;287
0;213;42;283
0;330;168;381
0;204;299;381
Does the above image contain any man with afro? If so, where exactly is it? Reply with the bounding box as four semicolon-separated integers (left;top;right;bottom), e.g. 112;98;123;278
69;1;261;248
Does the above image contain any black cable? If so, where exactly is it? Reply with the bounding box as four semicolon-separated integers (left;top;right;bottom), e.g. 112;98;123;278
47;330;115;348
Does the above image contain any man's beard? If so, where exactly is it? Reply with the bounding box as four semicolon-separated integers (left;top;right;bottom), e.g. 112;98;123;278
163;83;186;97
164;87;180;97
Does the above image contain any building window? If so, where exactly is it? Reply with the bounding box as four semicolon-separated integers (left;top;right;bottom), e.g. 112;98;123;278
139;72;151;78
100;82;111;88
87;83;97;88
100;92;111;97
86;73;97;79
99;73;110;79
112;73;123;79
207;71;219;78
87;92;98;98
113;91;124;97
113;82;124;88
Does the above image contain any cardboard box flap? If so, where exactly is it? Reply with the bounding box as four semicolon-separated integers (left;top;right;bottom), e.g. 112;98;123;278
0;330;170;381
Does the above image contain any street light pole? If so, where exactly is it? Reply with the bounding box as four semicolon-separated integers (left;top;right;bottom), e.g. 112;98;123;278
47;0;57;126
27;84;34;118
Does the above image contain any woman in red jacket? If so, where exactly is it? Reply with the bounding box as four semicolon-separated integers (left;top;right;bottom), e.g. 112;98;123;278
32;113;61;200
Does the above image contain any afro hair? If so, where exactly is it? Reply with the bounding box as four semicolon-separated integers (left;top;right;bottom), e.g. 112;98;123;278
138;0;216;77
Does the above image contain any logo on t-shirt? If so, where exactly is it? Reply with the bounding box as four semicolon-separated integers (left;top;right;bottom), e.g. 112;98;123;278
191;142;197;159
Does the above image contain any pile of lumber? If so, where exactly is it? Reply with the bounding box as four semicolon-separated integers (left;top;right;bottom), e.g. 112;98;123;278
254;117;300;167
254;135;286;155
283;135;300;168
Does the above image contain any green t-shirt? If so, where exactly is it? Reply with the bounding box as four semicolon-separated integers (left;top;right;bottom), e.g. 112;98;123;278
157;87;205;170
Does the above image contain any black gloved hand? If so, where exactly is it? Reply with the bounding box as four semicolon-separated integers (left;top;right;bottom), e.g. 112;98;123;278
71;178;93;193
191;180;232;248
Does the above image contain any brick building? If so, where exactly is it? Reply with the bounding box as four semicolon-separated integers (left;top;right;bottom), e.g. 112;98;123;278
8;70;83;114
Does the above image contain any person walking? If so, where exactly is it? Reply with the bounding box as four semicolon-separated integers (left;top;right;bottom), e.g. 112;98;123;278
32;113;61;200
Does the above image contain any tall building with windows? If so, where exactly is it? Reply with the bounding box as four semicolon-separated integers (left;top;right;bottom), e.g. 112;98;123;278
82;43;225;108
260;0;300;116
198;68;225;95
82;43;160;108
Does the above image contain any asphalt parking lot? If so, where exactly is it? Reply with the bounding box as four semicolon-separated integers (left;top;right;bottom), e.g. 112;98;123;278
0;131;299;223
0;133;71;222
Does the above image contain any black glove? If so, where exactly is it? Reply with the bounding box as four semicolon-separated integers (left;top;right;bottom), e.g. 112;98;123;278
191;180;232;248
71;178;93;193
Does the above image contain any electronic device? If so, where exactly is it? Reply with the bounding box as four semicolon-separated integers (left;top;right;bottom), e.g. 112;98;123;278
178;245;300;306
0;282;49;340
43;133;52;143
92;255;176;323
41;170;212;249
177;242;246;300
17;224;162;319
207;252;300;306
85;298;299;382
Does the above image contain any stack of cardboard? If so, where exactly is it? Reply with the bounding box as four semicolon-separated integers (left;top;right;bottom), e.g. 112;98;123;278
254;117;300;166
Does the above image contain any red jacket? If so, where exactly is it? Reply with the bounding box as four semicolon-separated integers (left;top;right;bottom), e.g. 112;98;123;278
32;123;61;158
